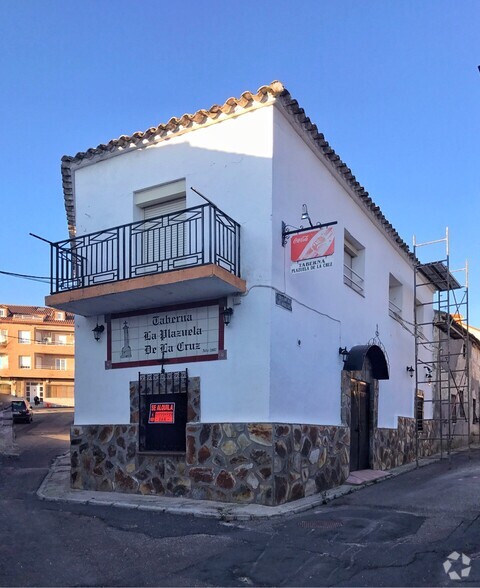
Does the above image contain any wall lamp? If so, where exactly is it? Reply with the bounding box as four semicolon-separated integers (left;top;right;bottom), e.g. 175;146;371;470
406;366;415;378
282;204;337;247
222;307;234;326
92;323;105;342
301;204;314;228
339;347;349;362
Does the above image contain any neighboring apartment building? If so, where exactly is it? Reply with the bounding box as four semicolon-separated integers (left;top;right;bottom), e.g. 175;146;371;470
0;305;75;407
45;81;453;505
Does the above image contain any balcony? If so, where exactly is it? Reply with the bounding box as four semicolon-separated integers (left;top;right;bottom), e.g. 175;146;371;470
46;204;246;316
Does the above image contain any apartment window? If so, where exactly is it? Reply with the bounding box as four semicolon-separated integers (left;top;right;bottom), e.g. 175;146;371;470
56;334;68;345
343;231;365;295
0;383;11;394
0;330;7;344
0;355;8;369
18;330;31;344
47;384;74;398
55;358;67;370
19;356;31;369
389;274;403;319
0;308;6;317
416;390;424;432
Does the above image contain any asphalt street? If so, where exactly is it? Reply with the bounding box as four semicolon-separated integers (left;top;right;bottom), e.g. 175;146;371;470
1;410;480;587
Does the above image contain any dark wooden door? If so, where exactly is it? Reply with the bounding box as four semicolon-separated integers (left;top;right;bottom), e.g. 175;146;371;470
349;381;370;471
139;391;187;452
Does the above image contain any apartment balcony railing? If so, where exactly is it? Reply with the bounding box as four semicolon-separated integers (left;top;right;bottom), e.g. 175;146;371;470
50;204;241;294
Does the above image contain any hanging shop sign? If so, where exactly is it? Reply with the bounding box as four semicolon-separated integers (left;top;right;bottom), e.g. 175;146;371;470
290;225;335;274
107;301;223;369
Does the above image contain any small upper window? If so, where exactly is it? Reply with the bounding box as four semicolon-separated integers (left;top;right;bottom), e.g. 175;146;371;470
55;311;65;321
0;308;6;317
0;330;7;344
134;179;186;213
18;330;31;344
0;355;8;369
389;274;403;319
19;356;31;369
344;230;365;296
55;358;67;370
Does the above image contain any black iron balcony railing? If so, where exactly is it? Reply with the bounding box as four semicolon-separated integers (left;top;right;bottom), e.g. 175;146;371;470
50;204;241;294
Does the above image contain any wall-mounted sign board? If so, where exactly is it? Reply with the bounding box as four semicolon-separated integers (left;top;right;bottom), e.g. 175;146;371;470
107;300;224;369
275;292;292;311
291;225;335;274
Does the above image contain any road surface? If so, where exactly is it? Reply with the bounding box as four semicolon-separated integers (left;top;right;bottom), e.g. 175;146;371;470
1;409;480;586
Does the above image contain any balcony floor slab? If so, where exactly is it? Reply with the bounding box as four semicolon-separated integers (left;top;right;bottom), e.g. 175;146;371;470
46;265;246;317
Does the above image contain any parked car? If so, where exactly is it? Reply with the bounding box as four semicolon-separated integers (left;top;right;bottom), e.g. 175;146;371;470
11;399;33;423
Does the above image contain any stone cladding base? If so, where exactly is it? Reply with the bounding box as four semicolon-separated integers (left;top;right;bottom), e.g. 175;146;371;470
70;422;350;506
373;418;440;469
70;377;446;505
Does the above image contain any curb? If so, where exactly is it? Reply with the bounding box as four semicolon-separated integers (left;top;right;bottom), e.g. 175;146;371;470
36;445;478;521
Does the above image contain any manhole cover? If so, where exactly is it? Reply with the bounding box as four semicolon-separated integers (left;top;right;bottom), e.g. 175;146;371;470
299;520;344;529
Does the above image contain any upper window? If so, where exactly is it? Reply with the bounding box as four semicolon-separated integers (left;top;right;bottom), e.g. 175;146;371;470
134;181;187;270
389;274;403;319
56;334;68;345
19;356;31;369
55;358;67;371
0;308;6;317
134;179;186;212
0;355;8;369
55;311;65;321
18;330;31;344
0;330;7;345
343;231;365;296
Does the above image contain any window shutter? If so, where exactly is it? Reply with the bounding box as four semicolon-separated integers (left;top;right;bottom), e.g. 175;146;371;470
142;198;187;268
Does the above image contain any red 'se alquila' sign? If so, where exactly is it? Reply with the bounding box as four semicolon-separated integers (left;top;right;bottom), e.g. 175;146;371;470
148;402;175;424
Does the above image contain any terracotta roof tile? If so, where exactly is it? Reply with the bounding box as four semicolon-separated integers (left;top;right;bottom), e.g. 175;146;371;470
61;80;413;261
0;304;74;324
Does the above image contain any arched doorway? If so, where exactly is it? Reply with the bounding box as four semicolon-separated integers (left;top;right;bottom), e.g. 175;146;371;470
341;344;389;472
349;379;370;471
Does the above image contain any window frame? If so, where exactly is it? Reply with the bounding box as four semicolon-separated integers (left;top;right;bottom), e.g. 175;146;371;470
18;330;31;344
19;355;32;369
55;358;67;371
343;231;365;296
389;273;403;320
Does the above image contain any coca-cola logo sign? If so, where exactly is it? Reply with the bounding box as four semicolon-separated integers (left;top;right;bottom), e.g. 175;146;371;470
291;226;335;262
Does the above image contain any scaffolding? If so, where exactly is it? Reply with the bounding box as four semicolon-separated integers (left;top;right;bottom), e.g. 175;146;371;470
413;228;470;466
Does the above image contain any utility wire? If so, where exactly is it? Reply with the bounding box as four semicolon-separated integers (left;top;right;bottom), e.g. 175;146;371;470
0;270;50;284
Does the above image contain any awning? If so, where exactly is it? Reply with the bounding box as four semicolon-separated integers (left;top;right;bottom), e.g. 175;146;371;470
343;344;389;380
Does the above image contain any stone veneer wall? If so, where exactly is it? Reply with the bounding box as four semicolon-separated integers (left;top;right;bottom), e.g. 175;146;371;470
70;376;350;504
186;423;349;505
373;418;440;470
71;420;349;505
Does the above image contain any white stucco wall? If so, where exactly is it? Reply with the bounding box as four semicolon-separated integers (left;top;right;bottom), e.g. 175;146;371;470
71;101;434;428
73;107;276;425
270;106;434;428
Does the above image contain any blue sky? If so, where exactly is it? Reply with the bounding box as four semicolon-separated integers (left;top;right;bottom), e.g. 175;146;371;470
1;1;479;321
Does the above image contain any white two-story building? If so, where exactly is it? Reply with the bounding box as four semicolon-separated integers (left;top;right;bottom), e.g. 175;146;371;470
46;81;442;505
